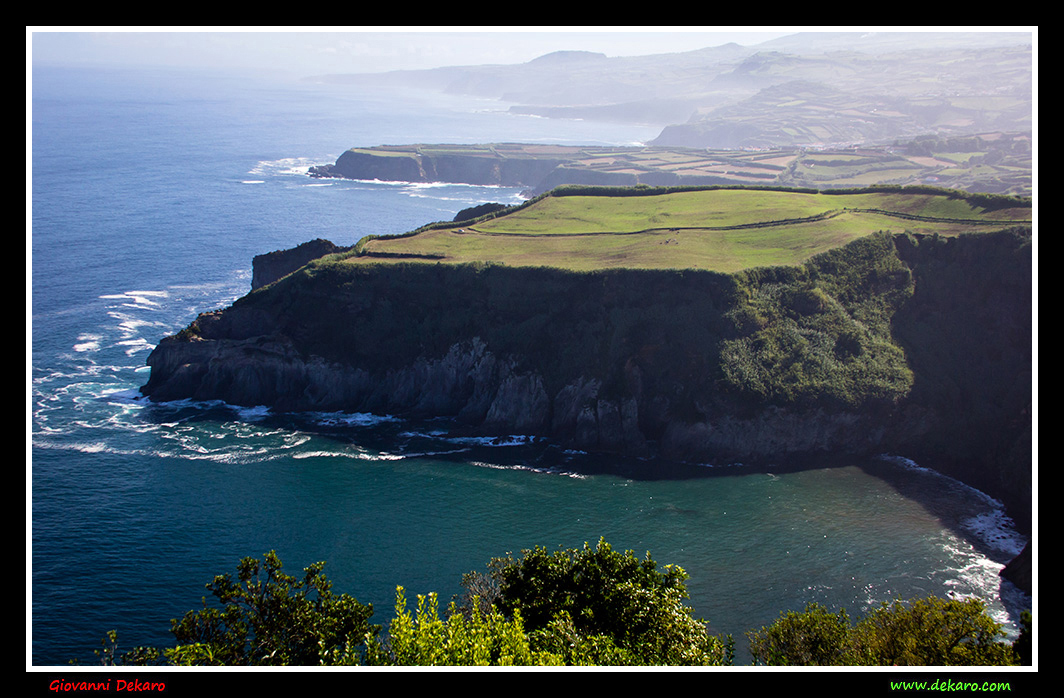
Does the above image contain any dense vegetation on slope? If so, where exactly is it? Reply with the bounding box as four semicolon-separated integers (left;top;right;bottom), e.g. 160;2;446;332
720;230;916;410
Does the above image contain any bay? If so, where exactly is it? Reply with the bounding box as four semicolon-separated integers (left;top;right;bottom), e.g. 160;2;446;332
29;64;1029;666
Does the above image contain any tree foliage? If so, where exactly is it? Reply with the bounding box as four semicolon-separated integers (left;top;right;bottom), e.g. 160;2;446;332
749;597;1019;666
466;538;734;665
746;602;852;666
365;587;563;666
125;551;377;666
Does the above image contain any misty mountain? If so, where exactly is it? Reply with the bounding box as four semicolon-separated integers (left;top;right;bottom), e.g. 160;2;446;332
307;32;1033;149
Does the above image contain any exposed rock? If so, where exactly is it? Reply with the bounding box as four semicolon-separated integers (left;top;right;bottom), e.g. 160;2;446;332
1000;542;1032;595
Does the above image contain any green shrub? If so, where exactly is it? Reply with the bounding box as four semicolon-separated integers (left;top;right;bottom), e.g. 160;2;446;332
366;587;563;666
747;602;852;666
470;538;734;665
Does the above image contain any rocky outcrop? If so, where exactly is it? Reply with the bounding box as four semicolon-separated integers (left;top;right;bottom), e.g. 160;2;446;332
141;324;655;456
252;239;349;291
1000;542;1032;595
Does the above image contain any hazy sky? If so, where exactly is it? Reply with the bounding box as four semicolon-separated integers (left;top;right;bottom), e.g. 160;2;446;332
29;28;805;76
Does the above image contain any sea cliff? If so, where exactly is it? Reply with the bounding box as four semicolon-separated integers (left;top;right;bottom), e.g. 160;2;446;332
309;145;569;191
141;228;1032;532
308;144;768;195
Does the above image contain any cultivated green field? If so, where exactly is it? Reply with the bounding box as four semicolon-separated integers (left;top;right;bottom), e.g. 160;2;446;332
351;187;1031;273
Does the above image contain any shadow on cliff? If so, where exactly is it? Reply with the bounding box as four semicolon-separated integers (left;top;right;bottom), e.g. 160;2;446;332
137;392;857;484
852;457;1031;629
887;230;1033;535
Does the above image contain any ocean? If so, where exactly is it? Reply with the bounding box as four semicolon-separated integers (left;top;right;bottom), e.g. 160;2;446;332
29;63;1030;666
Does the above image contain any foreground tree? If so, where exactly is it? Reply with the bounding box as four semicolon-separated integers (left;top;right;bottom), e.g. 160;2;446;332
749;596;1018;666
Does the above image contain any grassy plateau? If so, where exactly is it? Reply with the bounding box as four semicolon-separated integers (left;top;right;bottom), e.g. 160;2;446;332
348;186;1031;273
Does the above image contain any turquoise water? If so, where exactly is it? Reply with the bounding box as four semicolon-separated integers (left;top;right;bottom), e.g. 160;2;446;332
29;64;1029;666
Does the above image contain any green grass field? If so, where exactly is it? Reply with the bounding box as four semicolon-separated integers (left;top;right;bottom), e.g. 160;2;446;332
350;187;1031;273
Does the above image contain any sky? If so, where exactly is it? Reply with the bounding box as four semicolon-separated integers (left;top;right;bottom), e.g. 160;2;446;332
28;27;808;76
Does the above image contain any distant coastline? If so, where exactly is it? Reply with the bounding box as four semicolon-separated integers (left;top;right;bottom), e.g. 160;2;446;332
308;135;1032;198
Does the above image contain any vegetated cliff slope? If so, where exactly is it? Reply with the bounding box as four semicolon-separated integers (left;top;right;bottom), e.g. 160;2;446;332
141;226;1032;529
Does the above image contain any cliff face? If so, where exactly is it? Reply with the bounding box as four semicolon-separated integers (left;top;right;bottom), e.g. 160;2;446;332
310;149;568;189
308;147;741;195
141;229;1032;528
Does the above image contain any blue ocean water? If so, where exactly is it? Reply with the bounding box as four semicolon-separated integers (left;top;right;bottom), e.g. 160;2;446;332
29;64;1030;667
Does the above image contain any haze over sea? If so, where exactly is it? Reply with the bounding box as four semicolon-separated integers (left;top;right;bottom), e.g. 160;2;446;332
30;63;1029;666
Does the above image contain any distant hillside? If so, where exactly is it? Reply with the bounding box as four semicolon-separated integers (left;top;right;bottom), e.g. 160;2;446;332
307;31;1032;150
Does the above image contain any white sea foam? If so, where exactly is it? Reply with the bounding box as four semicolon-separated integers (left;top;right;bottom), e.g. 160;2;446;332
117;338;154;356
308;410;399;427
100;388;147;403
73;334;102;352
962;510;1027;557
350;178;409;186
468;460;587;479
292;449;369;460
232;405;272;422
100;290;168;301
877;453;933;474
355;451;405;461
32;438;145;457
109;312;165;341
424;433;541;448
938;535;1011;609
352;178;458;189
397;448;473;460
395;429;547;457
100;290;168;311
879;452;1027;561
247;157;320;178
